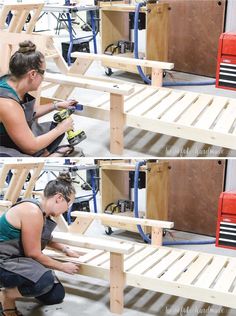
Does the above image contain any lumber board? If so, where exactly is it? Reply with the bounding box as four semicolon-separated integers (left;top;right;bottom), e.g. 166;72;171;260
177;253;213;285
52;232;134;255
213;259;236;292
161;93;198;122
126;273;236;309
71;211;174;228
194;256;227;288
159;251;198;282
144;250;185;278
194;97;228;129
144;90;185;119
71;52;174;70
129;247;170;275
44;72;134;96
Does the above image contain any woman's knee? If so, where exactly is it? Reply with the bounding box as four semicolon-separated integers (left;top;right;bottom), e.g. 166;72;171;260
36;283;65;305
18;271;54;297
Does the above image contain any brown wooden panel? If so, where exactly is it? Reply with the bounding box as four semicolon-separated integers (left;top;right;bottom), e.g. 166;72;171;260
160;0;226;76
168;160;225;236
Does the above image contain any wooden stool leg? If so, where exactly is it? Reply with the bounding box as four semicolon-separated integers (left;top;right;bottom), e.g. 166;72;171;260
110;252;124;314
110;93;124;155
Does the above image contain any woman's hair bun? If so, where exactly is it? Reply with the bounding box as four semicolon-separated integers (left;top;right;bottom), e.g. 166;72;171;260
57;172;73;184
18;41;36;54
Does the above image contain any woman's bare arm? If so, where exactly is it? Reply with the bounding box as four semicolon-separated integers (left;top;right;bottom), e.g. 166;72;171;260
0;99;73;155
20;204;79;274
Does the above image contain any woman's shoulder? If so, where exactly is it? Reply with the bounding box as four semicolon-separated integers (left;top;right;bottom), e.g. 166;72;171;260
14;200;43;217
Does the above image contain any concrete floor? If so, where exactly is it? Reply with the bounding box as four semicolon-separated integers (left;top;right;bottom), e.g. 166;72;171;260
41;31;236;157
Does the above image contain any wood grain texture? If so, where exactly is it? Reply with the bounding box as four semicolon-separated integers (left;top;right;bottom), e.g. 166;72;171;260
160;0;226;76
168;160;225;235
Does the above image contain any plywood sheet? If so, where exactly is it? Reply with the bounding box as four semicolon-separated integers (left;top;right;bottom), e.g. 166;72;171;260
168;160;225;236
160;0;226;76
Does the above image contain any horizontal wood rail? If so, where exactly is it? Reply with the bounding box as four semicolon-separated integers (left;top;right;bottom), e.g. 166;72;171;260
71;211;174;229
52;232;134;255
71;52;174;70
71;211;174;246
44;72;134;96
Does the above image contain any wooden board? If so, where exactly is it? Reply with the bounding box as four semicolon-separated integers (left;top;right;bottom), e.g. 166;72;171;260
168;160;225;236
159;0;226;76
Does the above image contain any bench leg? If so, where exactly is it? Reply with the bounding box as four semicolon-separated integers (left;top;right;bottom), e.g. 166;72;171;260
151;227;163;246
151;68;163;87
110;252;124;314
110;93;124;155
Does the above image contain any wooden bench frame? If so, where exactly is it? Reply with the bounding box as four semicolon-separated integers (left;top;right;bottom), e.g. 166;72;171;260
43;53;173;155
49;213;236;314
49;212;173;314
42;52;236;155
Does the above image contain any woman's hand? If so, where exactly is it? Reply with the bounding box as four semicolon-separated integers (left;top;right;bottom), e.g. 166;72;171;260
64;248;80;258
56;99;78;110
61;262;80;275
56;117;74;133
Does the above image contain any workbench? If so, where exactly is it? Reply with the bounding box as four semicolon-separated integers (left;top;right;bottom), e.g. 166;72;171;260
39;2;98;64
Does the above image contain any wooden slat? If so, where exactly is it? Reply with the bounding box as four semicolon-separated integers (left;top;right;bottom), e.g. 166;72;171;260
79;249;105;264
194;97;228;129
177;94;213;125
129;247;170;275
144;250;184;278
177;253;213;285
124;246;157;271
128;89;171;116
159;251;198;281
144;90;185;119
161;93;198;122
194;257;227;288
213;100;236;133
213;259;236;292
88;251;110;266
124;87;157;112
88;94;110;108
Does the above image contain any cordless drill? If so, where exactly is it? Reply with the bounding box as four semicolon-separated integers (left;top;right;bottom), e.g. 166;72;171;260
53;105;86;146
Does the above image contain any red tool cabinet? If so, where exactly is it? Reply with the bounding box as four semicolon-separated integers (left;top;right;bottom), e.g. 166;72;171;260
216;191;236;250
216;33;236;91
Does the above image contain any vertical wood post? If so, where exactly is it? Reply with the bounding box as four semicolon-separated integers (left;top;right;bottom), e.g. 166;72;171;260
151;227;163;246
110;93;125;155
110;252;125;314
151;68;163;87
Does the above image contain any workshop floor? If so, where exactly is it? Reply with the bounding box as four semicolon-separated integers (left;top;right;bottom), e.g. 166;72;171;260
41;30;236;158
15;220;236;316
